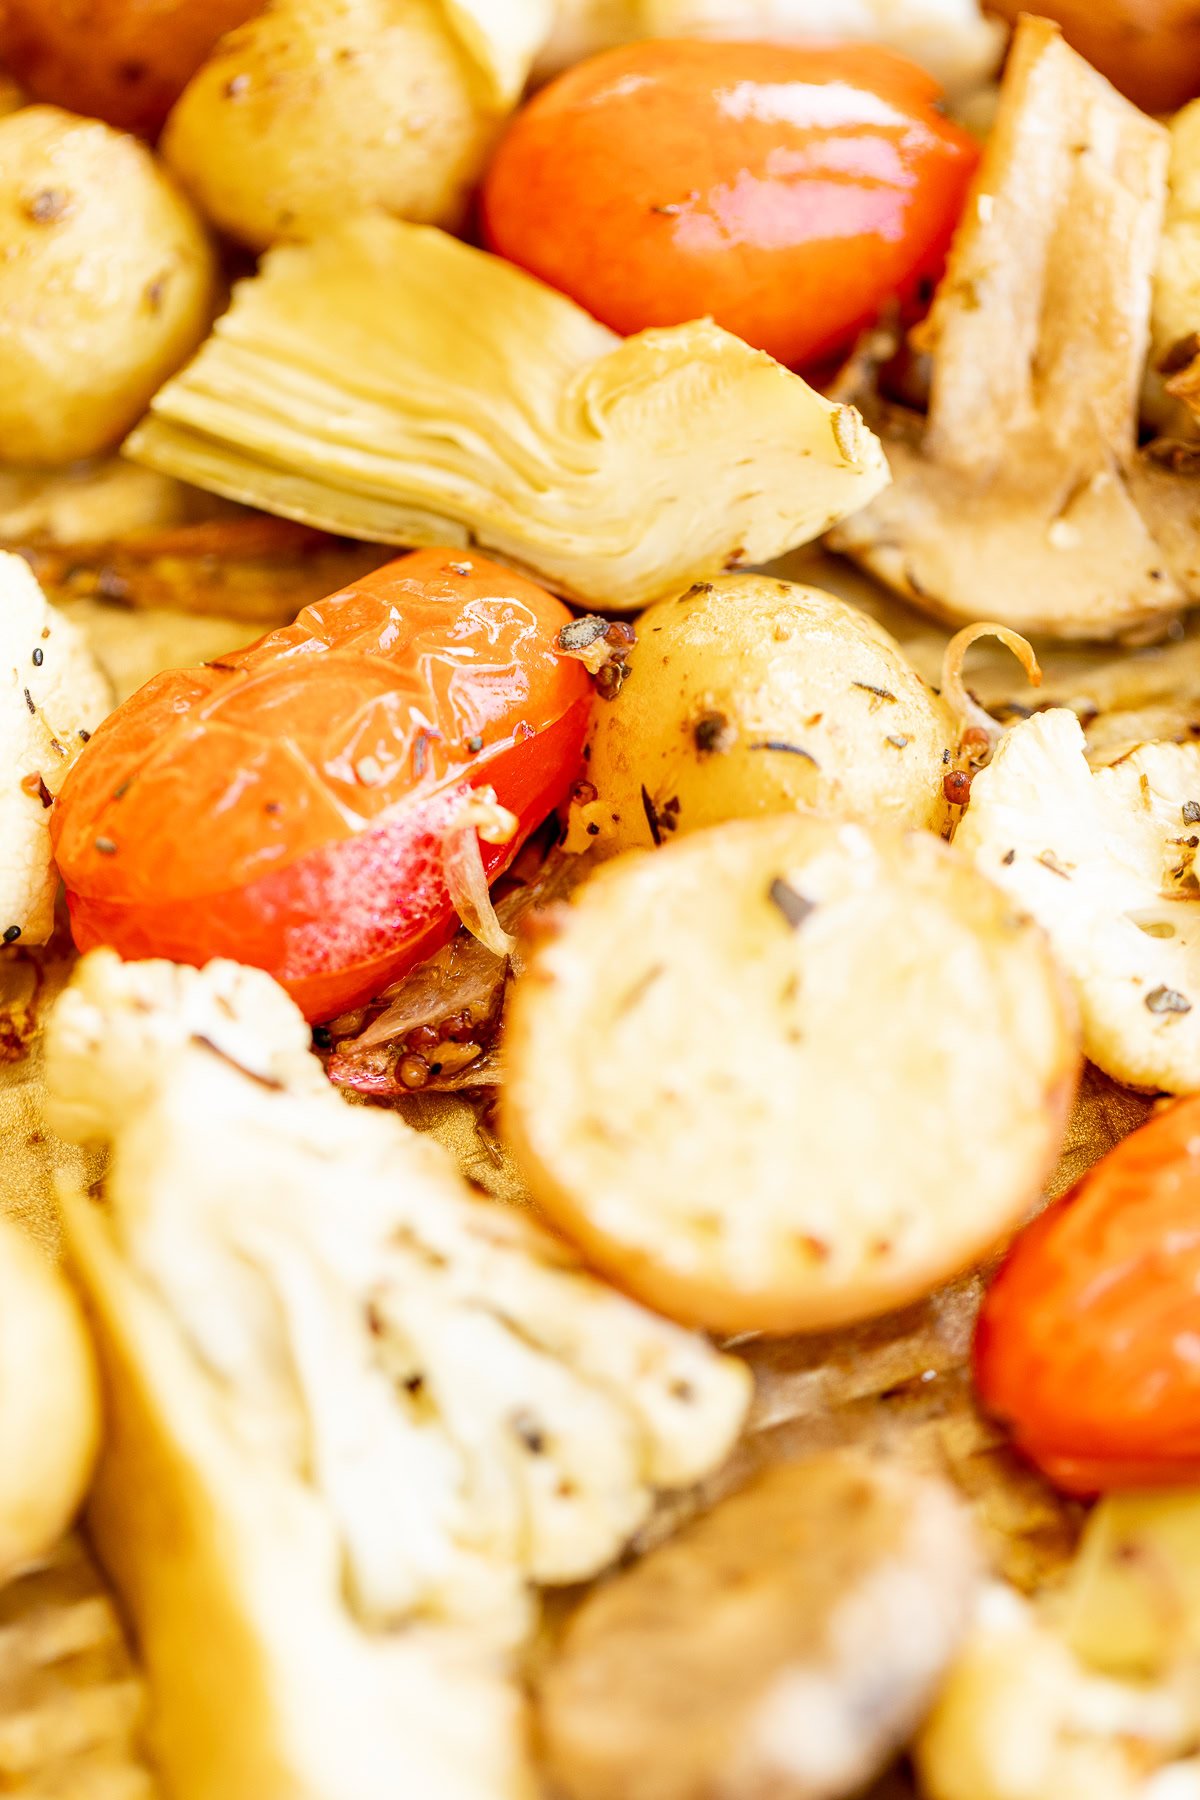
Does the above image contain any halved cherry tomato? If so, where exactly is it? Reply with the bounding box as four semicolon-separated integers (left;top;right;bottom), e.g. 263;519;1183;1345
51;550;591;1020
481;39;980;370
974;1095;1200;1495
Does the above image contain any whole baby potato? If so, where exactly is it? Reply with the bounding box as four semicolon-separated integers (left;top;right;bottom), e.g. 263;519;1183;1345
0;0;261;137
583;574;956;854
0;106;217;466
162;0;506;249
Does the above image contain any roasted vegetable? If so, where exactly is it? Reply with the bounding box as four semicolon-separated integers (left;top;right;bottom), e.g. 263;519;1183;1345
123;216;891;611
916;1582;1200;1800
0;1214;99;1587
162;0;552;249
503;814;1079;1335
832;19;1200;643
535;0;1005;100
483;40;979;369
538;1453;979;1800
0;106;217;467
975;1096;1200;1496
982;0;1200;114
1064;1487;1200;1679
579;575;957;855
1150;98;1200;428
46;950;749;1800
51;550;591;1021
955;709;1200;1092
0;0;260;136
1;552;110;947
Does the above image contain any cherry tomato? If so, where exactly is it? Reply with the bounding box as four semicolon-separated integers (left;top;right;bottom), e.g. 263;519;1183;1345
974;1095;1200;1495
51;550;591;1021
481;39;980;370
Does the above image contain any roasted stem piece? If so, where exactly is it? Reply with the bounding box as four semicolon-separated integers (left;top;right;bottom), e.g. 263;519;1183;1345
46;951;749;1800
124;216;890;612
832;18;1200;643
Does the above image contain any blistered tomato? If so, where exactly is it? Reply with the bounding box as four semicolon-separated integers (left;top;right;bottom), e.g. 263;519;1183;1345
975;1095;1200;1495
51;550;591;1020
481;39;980;370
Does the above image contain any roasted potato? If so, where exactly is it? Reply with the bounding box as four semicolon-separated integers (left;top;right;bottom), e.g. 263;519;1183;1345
0;0;260;137
538;1452;979;1800
0;106;217;466
503;815;1079;1335
0;1214;99;1584
581;575;956;855
163;0;519;248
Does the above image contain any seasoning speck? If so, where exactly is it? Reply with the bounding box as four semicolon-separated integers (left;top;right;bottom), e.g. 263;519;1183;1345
94;836;117;856
1184;801;1200;825
31;647;43;667
2;926;20;944
768;877;816;930
24;188;71;224
447;561;473;576
885;733;910;749
943;769;971;806
22;688;34;715
1146;986;1192;1015
750;739;820;766
641;785;663;847
693;709;735;754
557;615;609;653
466;734;483;754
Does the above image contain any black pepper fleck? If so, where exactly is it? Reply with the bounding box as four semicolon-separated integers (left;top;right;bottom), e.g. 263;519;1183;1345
3;926;21;944
767;878;816;930
1146;986;1193;1015
31;647;43;667
94;836;117;856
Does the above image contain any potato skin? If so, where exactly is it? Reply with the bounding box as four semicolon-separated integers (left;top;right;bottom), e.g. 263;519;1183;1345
0;0;260;137
0;106;217;466
162;0;503;249
584;575;955;853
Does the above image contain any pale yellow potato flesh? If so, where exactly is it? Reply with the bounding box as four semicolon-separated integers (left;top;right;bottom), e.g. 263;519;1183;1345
538;1452;978;1800
0;107;217;467
503;815;1079;1335
584;575;956;855
0;1213;99;1584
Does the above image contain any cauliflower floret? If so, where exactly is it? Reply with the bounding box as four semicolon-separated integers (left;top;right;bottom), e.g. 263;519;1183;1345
0;553;109;946
916;1582;1200;1800
46;950;750;1646
955;709;1200;1092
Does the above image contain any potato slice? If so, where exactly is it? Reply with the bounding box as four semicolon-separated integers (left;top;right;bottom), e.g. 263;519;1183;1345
580;575;956;855
502;815;1078;1334
537;1452;979;1800
955;708;1200;1092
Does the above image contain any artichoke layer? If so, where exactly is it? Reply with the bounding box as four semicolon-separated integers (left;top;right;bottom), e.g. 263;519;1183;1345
126;218;890;611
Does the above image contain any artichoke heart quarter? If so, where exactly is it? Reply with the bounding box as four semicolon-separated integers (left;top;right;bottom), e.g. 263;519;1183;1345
124;218;890;611
45;950;749;1800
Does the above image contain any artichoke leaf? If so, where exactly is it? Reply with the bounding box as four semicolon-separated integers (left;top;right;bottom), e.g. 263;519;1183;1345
832;18;1200;643
445;0;557;105
126;217;890;612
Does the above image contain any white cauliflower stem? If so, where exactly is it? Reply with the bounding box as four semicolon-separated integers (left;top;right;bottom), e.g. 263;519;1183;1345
0;552;109;945
46;951;750;1644
955;709;1200;1092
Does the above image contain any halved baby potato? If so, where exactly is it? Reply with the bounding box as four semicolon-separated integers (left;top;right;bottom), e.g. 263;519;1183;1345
580;576;956;855
955;708;1200;1092
537;1451;979;1800
502;815;1079;1335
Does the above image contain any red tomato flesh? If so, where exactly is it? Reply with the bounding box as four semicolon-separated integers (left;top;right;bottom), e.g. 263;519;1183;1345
974;1095;1200;1495
481;39;981;370
52;550;591;1020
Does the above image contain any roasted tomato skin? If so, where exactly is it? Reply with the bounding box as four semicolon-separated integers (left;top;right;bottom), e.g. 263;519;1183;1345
52;550;591;1020
974;1095;1200;1495
481;39;980;370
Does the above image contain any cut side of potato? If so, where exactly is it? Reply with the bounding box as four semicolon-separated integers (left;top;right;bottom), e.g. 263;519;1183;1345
502;814;1079;1335
537;1451;979;1800
124;216;890;612
955;707;1200;1092
581;574;956;855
